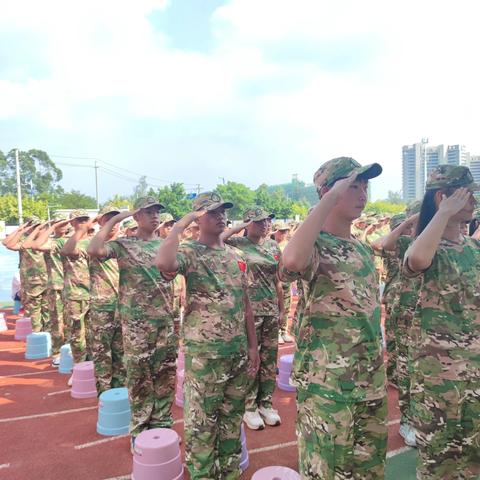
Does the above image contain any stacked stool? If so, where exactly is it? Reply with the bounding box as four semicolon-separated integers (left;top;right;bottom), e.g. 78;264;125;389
14;317;32;340
240;424;249;472
277;354;296;392
252;466;300;479
71;361;97;399
132;428;183;480
0;312;7;332
25;332;52;360
58;344;74;374
97;387;131;436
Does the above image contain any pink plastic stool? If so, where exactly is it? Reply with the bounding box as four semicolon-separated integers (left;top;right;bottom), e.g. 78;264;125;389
0;313;8;332
252;466;300;480
71;361;98;399
277;354;296;392
14;317;32;340
132;428;183;480
240;424;249;472
175;369;184;407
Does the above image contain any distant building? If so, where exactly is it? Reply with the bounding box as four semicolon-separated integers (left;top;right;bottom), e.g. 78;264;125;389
468;155;480;184
446;144;470;166
425;145;445;179
402;143;425;202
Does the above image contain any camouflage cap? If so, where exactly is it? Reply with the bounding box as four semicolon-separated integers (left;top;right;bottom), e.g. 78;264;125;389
243;207;274;222
406;200;421;216
313;156;382;193
159;213;175;225
51;212;67;221
192;192;233;212
69;209;90;220
272;220;290;232
122;219;137;230
390;212;406;230
25;215;41;224
473;207;480;220
425;165;479;191
133;196;164;211
98;205;121;218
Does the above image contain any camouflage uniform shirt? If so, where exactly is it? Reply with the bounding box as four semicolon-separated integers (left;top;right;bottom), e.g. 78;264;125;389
404;236;480;381
44;238;64;291
103;237;173;321
88;255;119;311
281;231;386;402
55;238;91;301
19;237;48;296
176;240;248;358
226;237;280;316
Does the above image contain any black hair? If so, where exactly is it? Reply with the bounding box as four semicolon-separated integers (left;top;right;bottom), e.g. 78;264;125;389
416;187;455;236
469;218;479;236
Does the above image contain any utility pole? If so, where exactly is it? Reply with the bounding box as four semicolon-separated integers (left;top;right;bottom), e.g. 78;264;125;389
15;148;23;224
94;160;99;209
196;184;201;195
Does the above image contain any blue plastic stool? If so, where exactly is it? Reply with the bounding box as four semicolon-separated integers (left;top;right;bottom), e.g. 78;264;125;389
25;332;52;360
59;344;74;374
97;387;131;436
13;299;22;315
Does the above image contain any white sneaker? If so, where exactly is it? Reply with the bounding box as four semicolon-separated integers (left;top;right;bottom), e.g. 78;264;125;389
258;406;281;426
281;333;295;343
399;423;409;440
52;356;60;367
278;334;285;345
243;410;265;430
67;375;73;387
404;426;417;447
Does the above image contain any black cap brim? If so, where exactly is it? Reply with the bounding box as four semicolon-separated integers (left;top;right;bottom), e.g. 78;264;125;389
356;163;382;181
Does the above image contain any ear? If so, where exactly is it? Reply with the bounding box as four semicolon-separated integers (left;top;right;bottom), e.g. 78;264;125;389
133;212;139;221
433;190;444;209
320;186;330;198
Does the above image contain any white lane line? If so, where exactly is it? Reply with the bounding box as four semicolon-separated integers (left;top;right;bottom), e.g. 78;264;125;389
0;369;57;379
0;347;24;352
0;406;97;423
46;389;71;396
387;418;401;426
249;440;297;454
173;418;183;425
102;476;130;480
386;446;413;458
75;434;129;450
0;463;11;470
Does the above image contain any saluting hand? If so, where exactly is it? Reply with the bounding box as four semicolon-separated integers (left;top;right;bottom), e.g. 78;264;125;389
111;210;138;224
324;171;359;202
438;188;472;217
176;210;207;230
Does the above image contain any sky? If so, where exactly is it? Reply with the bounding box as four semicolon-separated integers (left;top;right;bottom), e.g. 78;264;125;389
1;0;480;202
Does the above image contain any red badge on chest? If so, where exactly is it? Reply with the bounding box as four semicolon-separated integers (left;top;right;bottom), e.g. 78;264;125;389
237;260;247;273
273;254;280;262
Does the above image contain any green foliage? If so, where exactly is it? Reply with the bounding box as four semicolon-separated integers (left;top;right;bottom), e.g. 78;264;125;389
387;190;404;204
216;181;255;220
51;190;97;209
365;200;406;215
152;183;193;219
0;149;63;196
103;194;133;210
0;195;48;224
132;175;149;202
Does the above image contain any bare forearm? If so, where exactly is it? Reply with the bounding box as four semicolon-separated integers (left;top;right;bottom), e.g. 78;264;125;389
30;227;55;250
155;225;183;271
244;297;258;351
276;281;285;314
87;220;115;257
283;193;336;272
61;230;84;257
220;225;245;242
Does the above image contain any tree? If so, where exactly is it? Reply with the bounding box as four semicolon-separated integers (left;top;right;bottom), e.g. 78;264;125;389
0;194;48;224
152;183;192;219
132;175;149;203
0;149;63;196
365;200;406;215
53;190;97;209
386;190;403;205
215;182;255;220
103;194;133;210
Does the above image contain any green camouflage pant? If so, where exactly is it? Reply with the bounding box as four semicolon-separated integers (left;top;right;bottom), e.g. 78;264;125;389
297;389;388;480
46;289;64;355
184;352;248;480
89;307;125;394
122;315;177;438
411;377;480;479
23;289;49;332
280;283;291;334
394;325;411;426
245;315;279;411
63;299;89;363
384;303;398;385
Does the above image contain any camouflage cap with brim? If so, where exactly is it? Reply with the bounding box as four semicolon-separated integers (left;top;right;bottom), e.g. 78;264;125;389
122;219;137;229
406;200;421;216
426;165;480;191
159;213;175;224
390;213;406;230
51;212;68;221
69;209;90;221
25;215;41;224
192;192;233;212
133;196;164;211
243;207;274;222
314;156;382;192
98;205;121;218
272;220;290;232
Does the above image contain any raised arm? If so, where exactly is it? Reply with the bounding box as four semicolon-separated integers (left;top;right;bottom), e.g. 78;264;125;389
406;188;471;272
21;223;46;249
283;172;357;272
2;222;31;250
371;213;419;252
29;220;70;251
220;221;249;242
87;211;133;258
155;211;205;272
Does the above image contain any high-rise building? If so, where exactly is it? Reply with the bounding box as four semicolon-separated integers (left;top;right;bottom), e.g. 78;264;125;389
446;145;470;166
402;143;425;201
468;155;480;184
425;145;445;179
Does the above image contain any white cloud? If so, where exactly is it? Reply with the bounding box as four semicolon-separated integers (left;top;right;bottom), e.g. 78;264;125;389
1;0;480;200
